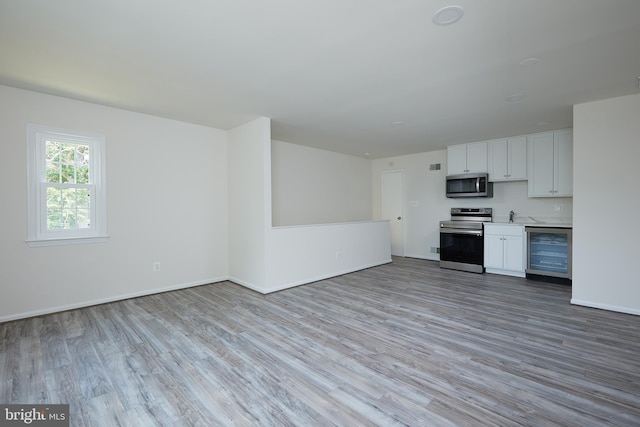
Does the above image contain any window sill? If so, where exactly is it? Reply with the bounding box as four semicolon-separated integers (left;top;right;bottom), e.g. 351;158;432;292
26;235;110;248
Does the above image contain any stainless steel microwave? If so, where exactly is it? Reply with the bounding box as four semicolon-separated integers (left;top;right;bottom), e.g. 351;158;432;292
446;173;493;198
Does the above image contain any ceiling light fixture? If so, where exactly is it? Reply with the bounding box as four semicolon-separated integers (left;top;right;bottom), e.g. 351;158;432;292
505;94;526;102
432;5;464;25
391;121;404;127
519;57;539;67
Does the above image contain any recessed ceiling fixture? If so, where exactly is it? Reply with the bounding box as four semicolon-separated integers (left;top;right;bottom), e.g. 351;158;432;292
519;57;539;67
432;5;464;25
391;121;404;127
505;94;526;102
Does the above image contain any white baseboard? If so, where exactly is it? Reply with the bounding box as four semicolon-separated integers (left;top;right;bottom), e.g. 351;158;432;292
486;268;526;278
0;276;229;323
570;299;640;316
226;276;260;292
229;258;392;294
3;258;397;322
402;253;439;261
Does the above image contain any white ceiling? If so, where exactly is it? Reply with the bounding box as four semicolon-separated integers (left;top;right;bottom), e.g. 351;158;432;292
1;0;639;158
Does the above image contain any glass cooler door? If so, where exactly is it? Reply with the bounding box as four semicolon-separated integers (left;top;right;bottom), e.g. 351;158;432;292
526;227;572;279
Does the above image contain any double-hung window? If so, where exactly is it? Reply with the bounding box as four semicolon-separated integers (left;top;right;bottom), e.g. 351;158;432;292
27;124;107;246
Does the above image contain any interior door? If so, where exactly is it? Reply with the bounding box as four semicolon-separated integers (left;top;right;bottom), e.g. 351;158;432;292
382;171;404;256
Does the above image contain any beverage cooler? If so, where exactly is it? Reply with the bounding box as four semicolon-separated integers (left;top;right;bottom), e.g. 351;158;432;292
525;227;572;284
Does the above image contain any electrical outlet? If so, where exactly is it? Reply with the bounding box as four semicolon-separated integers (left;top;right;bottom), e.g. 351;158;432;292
153;262;161;272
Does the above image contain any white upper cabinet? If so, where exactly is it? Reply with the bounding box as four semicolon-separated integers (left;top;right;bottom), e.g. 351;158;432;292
527;129;573;197
554;130;573;197
487;136;527;182
447;144;468;175
447;141;488;175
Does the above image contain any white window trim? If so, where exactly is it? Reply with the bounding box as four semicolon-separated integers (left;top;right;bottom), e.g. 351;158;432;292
26;124;108;247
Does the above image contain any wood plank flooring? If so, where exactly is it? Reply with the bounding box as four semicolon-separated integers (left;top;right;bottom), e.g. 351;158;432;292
2;257;640;426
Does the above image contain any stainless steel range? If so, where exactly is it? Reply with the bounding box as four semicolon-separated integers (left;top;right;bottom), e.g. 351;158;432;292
439;208;492;273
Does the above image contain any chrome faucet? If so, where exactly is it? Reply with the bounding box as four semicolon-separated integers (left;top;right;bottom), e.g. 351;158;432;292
509;210;515;223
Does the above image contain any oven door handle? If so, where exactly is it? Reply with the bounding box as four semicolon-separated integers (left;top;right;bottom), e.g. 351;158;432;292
440;228;483;236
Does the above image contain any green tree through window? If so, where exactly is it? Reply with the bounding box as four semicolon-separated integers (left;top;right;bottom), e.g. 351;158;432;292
45;140;91;230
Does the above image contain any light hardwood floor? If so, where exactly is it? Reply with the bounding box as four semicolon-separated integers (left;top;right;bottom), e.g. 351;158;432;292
2;257;640;426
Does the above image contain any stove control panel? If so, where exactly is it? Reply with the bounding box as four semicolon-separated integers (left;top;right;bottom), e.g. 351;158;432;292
451;207;492;215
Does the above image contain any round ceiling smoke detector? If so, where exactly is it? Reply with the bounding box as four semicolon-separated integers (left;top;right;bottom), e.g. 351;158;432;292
432;5;464;25
519;57;540;67
506;94;526;102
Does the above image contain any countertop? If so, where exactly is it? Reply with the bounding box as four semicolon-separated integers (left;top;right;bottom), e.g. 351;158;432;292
489;217;573;228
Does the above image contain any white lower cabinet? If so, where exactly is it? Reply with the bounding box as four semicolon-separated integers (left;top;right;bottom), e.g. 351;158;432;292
484;224;525;277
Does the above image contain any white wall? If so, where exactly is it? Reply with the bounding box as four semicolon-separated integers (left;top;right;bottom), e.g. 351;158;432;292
0;89;389;319
572;93;640;315
0;85;229;321
267;221;391;293
227;117;272;290
271;140;372;226
372;151;449;259
229;121;390;294
372;149;573;260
